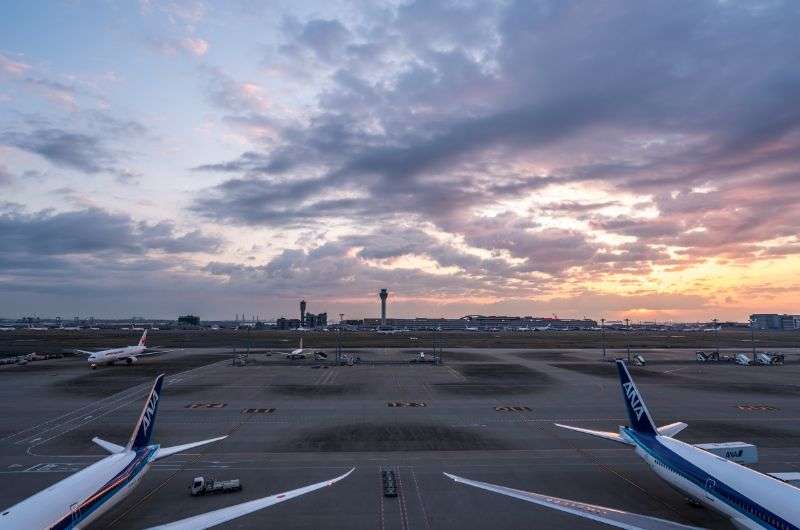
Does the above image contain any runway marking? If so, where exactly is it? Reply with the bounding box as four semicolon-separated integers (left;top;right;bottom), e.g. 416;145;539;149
21;462;85;473
663;367;692;374
396;466;410;530
377;466;386;530
446;366;467;381
3;382;148;443
11;361;222;445
411;467;432;530
14;359;230;454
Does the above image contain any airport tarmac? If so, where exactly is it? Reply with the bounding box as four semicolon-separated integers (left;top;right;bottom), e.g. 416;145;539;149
3;348;800;529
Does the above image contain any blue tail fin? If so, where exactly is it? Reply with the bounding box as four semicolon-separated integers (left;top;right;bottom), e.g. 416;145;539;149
128;374;165;450
615;360;657;435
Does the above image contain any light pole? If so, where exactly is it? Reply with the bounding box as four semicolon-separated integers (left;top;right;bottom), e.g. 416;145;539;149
750;316;757;363
713;318;719;355
625;318;631;362
600;318;606;360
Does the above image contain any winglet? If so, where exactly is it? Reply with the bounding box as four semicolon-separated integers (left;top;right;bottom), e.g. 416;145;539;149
92;436;125;454
128;374;164;450
616;360;657;435
154;435;228;461
139;329;148;347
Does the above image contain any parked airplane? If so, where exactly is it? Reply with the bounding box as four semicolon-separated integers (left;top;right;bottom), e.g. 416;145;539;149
76;330;171;369
446;360;800;529
0;374;228;529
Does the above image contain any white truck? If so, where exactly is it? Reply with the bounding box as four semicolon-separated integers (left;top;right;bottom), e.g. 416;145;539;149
190;476;242;496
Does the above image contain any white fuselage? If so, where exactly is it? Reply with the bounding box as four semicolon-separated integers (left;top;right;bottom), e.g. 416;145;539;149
89;345;146;366
0;447;156;529
630;431;800;529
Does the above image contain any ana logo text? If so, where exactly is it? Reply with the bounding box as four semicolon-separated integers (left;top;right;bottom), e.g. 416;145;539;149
142;392;159;434
622;382;645;421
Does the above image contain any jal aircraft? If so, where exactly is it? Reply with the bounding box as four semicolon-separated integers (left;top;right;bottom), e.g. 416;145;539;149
76;329;170;368
284;338;308;359
0;374;354;529
446;360;800;530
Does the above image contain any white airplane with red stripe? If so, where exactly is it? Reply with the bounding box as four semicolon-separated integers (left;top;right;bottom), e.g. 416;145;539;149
76;330;171;369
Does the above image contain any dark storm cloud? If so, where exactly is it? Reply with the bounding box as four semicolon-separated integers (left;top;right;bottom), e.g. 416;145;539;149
1;111;148;176
0;208;221;259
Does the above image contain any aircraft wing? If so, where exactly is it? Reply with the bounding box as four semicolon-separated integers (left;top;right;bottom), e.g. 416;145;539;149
139;349;177;357
144;468;354;530
74;349;95;355
554;423;633;445
443;473;705;530
153;435;228;461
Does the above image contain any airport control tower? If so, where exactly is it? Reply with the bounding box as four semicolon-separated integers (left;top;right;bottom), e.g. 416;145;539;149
379;289;388;326
300;300;306;326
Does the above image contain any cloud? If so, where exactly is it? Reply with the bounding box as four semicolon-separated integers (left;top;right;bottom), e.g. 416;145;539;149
192;0;800;281
0;164;12;186
200;67;269;113
181;36;209;56
281;17;353;63
1;114;147;175
5;0;800;319
0;208;221;261
0;52;30;76
1;129;115;174
23;77;78;108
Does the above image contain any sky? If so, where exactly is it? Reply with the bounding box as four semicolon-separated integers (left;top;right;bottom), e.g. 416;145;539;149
1;0;799;322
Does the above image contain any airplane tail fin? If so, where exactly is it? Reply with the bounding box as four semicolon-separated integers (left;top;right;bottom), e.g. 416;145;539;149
616;360;657;435
139;329;148;347
127;374;164;450
299;337;303;350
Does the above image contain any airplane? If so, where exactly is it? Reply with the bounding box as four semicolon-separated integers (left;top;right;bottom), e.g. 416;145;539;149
445;360;800;529
465;326;480;332
284;338;308;359
0;374;228;529
76;330;172;369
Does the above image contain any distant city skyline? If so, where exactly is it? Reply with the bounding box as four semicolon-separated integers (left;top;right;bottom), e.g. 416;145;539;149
2;1;799;321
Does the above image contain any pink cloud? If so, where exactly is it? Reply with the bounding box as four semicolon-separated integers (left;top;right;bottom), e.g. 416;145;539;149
0;52;31;76
181;37;209;56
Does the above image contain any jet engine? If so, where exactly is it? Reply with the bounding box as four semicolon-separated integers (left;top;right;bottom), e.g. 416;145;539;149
125;356;137;364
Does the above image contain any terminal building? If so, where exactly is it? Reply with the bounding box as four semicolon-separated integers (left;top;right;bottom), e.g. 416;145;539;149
361;315;597;331
750;313;800;330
